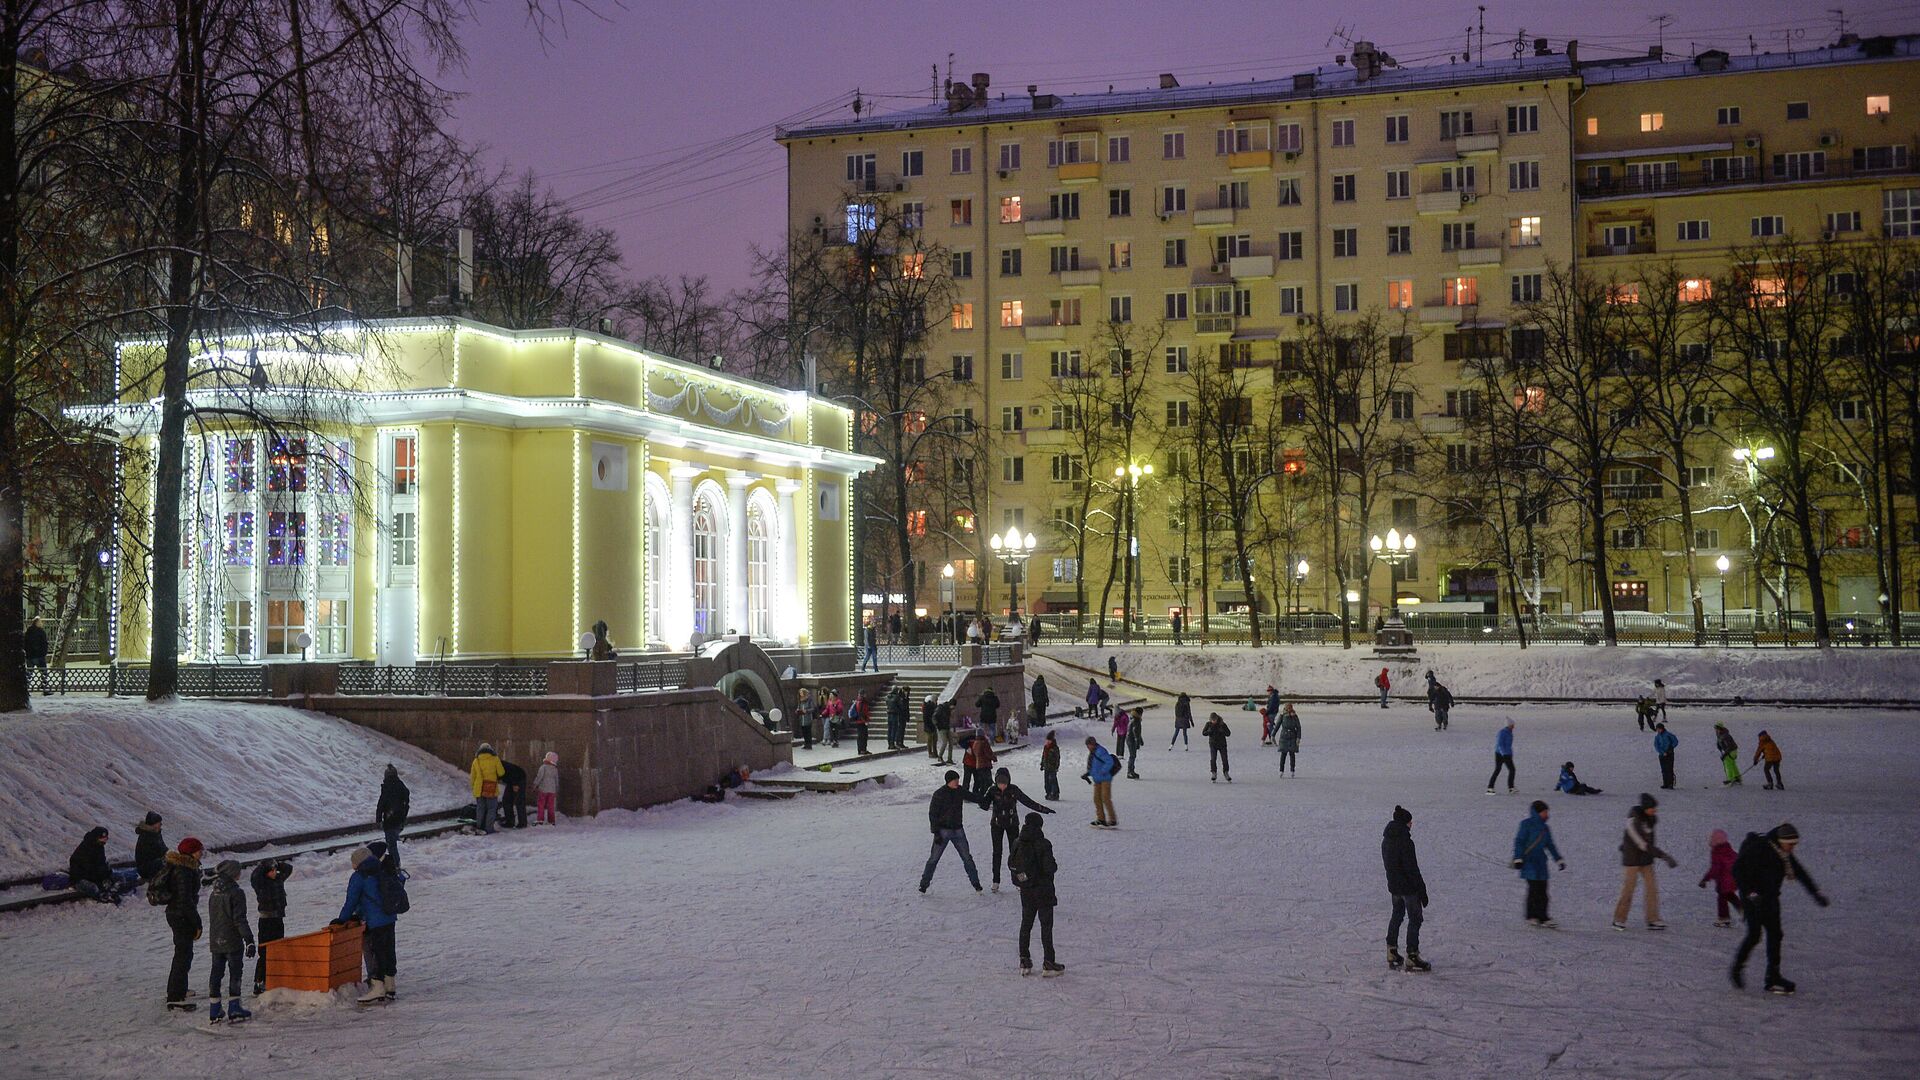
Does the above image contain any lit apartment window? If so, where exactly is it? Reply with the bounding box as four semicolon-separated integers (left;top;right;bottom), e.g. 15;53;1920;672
1443;276;1478;306
1749;277;1787;307
1640;113;1664;132
1108;135;1131;162
1163;131;1185;159
1386;115;1409;143
1508;160;1539;191
1000;248;1022;276
391;436;416;494
901;149;923;177
1108;242;1132;270
951;303;974;329
1677;278;1712;303
1334;283;1358;312
950;198;972;226
1331;119;1355;147
1511;272;1542;303
999;195;1022;223
1000;300;1023;327
1507;104;1538;134
223;600;254;657
1608;283;1641;305
1386;170;1409;199
1586;117;1599;136
1387;225;1411;254
1867;95;1891;116
1386;279;1413;309
999;143;1021;171
1716;106;1741;125
951;146;971;174
224;437;257;493
1751;215;1785;237
223;511;255;566
1509;215;1543;247
1676;219;1710;241
900;253;925;279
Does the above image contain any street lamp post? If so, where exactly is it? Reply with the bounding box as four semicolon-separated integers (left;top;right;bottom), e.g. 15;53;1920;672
988;526;1038;630
1291;558;1308;638
1114;462;1153;645
1715;553;1731;647
941;562;956;641
1368;529;1417;621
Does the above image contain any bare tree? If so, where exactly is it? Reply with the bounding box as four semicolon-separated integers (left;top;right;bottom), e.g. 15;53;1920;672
1185;344;1275;645
466;171;623;330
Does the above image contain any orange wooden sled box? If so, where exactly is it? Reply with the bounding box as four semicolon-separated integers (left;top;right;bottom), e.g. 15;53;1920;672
263;922;364;993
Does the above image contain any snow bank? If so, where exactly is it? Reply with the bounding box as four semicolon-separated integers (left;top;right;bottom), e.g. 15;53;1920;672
1044;643;1920;701
0;699;470;880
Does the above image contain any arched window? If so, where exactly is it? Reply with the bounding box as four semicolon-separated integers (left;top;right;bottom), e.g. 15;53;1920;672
746;497;773;639
691;493;721;635
644;485;667;643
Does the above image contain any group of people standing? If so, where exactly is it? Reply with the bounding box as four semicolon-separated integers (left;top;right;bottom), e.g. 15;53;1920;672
468;744;562;833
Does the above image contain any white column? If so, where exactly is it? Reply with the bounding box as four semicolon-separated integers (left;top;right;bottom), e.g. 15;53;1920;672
668;465;700;648
726;473;755;636
776;478;804;642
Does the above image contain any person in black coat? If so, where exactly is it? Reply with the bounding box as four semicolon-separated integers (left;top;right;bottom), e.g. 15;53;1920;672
134;812;167;882
24;616;49;690
976;687;1002;742
918;772;983;893
248;860;294;993
886;685;910;749
1030;675;1049;726
375;765;410;865
1009;812;1062;975
68;826;119;903
1730;822;1829;994
499;760;528;829
161;838;205;1009
979;767;1053;891
1202;713;1232;782
1381;806;1430;970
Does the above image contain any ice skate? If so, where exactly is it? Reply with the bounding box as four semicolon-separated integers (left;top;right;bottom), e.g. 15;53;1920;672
207;1000;225;1024
357;978;389;1005
991;883;1000;893
1611;921;1628;931
1387;947;1404;970
1042;962;1065;977
1405;953;1431;972
1646;921;1667;930
225;1000;252;1023
1020;961;1034;976
166;1001;196;1013
1765;978;1796;996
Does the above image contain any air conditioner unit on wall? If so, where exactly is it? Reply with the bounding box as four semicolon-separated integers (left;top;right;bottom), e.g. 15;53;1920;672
1744;136;1761;149
1819;133;1837;147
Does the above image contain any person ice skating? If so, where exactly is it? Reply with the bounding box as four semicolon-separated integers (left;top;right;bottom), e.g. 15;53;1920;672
1040;730;1063;800
1202;712;1232;783
1653;722;1679;790
248;859;292;993
1082;738;1120;827
982;767;1053;891
887;684;910;750
67;826;121;904
1263;685;1281;743
1030;676;1049;728
1612;793;1678;930
534;751;561;825
376;764;410;863
1375;667;1391;709
1429;682;1453;731
499;758;529;829
1107;654;1119;683
1124;707;1145;777
919;772;984;893
205;860;256;1024
1110;707;1131;758
1654;679;1669;721
1487;720;1517;794
1171;692;1194;749
1730;823;1829;994
975;685;1002;744
964;730;998;799
1276;703;1301;775
1084;678;1102;720
1699;828;1740;927
1714;723;1741;785
470;743;504;834
1512;801;1566;927
1424;669;1438;702
1752;731;1784;790
1010;813;1063;976
933;699;956;763
1635;696;1656;733
334;846;400;1003
1382;805;1431;971
134;811;167;883
1556;762;1601;796
158;837;205;1010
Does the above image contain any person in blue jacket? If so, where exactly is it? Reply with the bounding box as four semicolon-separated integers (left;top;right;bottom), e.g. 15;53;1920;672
1081;737;1120;828
332;846;398;1004
1511;800;1566;927
1556;762;1600;795
1652;723;1679;790
1486;720;1516;794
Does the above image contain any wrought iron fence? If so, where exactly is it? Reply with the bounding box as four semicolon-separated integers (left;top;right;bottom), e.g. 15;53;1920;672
28;664;269;697
334;664;549;697
981;644;1017;666
1024;618;1915;649
616;659;688;693
876;643;961;666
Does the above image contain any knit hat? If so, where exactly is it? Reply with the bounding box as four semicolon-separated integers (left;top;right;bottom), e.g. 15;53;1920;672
177;837;203;856
215;859;241;880
346;846;373;869
1709;828;1729;846
1392;805;1412;824
143;811;162;826
478;742;495;754
367;840;389;859
544;751;559;765
1773;822;1799;842
1638;792;1659;811
994;767;1011;784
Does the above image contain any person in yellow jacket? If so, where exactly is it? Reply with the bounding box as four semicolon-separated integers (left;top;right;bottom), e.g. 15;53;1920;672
1751;731;1785;790
470;743;505;834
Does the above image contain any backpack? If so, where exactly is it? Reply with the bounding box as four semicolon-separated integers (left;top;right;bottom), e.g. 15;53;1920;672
376;861;411;916
146;866;173;906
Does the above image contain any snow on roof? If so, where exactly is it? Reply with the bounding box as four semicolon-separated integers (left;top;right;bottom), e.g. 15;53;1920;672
1576;33;1918;86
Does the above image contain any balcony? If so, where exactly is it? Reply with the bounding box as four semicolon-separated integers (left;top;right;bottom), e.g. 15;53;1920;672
1605;483;1664;501
1228;253;1276;279
1227;149;1273;172
1416;188;1468;215
1422;415;1464;433
1419;300;1468;324
1195;315;1236;336
1455;240;1504;267
1452;131;1500;155
1058;267;1101;288
1057;161;1101;183
1023;321;1067;341
1576;155;1919;199
1587;240;1658;258
1193;206;1237;228
1023;214;1067;238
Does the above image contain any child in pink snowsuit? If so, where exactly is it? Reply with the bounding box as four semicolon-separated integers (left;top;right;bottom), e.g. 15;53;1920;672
1698;828;1739;925
533;751;560;825
1111;708;1131;757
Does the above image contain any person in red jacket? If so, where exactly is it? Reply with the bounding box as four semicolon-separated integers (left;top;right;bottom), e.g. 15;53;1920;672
1698;828;1740;927
1375;668;1391;709
851;691;873;756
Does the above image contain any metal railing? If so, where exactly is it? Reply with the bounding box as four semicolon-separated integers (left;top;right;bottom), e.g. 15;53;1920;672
616;659;688;693
982;644;1017;665
875;643;961;666
1025;612;1920;648
336;664;550;697
27;664;269;697
1576;156;1918;198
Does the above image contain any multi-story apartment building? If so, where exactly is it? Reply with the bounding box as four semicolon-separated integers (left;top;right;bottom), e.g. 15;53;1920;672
780;33;1919;631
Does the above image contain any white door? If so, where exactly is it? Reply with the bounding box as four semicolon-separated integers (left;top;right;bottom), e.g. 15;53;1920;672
379;585;415;665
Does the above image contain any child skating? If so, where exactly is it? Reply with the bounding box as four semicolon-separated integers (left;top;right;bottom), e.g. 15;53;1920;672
1699;828;1740;927
1714;723;1741;785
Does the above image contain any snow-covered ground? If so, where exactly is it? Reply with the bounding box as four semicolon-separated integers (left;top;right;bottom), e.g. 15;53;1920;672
0;695;1914;1078
1045;643;1920;702
0;700;470;881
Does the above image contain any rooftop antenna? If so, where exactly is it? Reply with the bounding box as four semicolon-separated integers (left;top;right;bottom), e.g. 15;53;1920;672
1513;27;1527;60
931;64;938;102
1325;23;1355;50
1651;14;1672;59
1774;27;1805;56
1478;6;1486;67
1829;8;1848;37
851;88;862;117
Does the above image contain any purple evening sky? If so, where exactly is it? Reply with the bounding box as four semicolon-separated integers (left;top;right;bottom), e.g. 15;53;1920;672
445;0;1911;294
